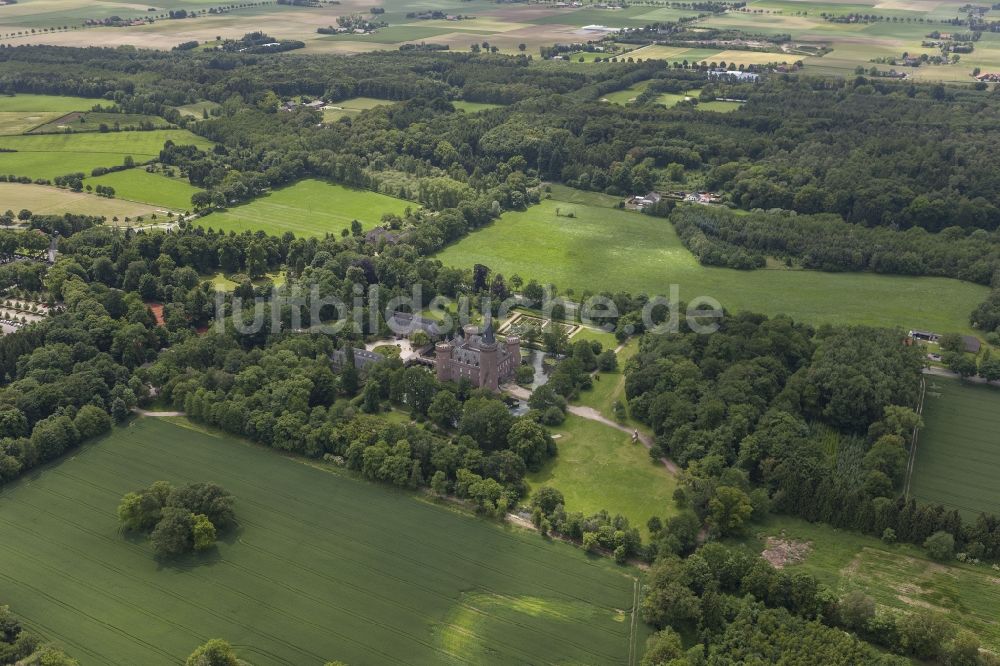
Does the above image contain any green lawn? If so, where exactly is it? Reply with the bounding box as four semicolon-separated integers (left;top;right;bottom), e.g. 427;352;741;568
747;515;1000;651
198;179;413;237
0;130;213;180
909;377;1000;518
528;413;677;537
435;197;988;333
208;271;287;291
0;416;643;665
86;169;204;211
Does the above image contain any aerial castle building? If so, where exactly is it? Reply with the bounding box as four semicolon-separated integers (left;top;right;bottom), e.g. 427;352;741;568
435;321;520;392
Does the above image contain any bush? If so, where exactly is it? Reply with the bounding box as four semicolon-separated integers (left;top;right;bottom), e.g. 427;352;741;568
924;531;955;561
541;405;565;426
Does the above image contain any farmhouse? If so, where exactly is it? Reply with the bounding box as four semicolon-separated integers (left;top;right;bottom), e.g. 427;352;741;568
435;321;520;392
708;69;760;82
627;192;662;209
908;329;940;343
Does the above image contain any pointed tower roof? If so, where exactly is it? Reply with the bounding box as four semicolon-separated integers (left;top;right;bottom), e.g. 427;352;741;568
482;316;495;345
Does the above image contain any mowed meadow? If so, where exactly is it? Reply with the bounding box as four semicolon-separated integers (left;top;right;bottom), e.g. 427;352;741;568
197;179;413;237
909;377;1000;519
0;417;643;666
436;194;988;333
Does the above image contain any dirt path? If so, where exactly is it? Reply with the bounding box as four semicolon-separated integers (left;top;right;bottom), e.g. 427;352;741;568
566;405;679;474
132;408;185;417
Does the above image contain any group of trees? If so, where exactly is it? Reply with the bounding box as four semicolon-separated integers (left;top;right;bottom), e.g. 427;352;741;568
671;204;1000;336
624;311;1000;563
638;542;996;665
117;481;235;558
672;204;1000;285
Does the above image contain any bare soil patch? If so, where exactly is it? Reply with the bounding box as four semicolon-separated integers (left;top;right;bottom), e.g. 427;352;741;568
762;536;812;568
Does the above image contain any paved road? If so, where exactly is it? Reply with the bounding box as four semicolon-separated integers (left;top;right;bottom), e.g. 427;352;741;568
923;366;1000;386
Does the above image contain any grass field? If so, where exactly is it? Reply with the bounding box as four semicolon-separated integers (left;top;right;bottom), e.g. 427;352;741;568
749;515;1000;651
0;94;107;136
451;100;503;113
528;414;677;537
86;169;204;211
909;377;1000;519
0;182;165;219
197;179;412;237
0;93;103;114
323;97;393;122
0;130;213;180
174;101;221;118
0;416;644;665
436;193;988;333
28;111;173;134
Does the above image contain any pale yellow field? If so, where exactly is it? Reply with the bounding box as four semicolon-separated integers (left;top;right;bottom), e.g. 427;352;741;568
628;45;693;60
404;18;532;34
712;49;798;64
0;112;61;136
0;182;167;218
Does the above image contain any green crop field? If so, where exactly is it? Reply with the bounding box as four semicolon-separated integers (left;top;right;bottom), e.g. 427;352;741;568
528;414;677;537
0;416;644;666
198;179;413;237
86;169;204;211
0;129;213;180
436;192;988;333
748;515;1000;651
909;377;1000;518
0;93;102;114
0;182;165;219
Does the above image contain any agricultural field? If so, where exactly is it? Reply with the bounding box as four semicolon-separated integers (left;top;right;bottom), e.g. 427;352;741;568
85;169;204;211
908;377;1000;519
322;97;393;122
0;129;213;181
436;191;989;333
0;93;105;136
748;515;1000;651
696;0;990;82
527;414;677;537
28;111;172;134
196;178;412;237
0;416;644;665
0;182;164;219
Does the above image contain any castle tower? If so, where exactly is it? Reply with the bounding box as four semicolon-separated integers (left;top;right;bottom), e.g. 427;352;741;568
478;319;499;391
506;334;521;370
435;341;453;382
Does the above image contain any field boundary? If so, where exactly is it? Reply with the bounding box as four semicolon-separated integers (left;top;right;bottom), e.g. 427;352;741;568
903;374;927;499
